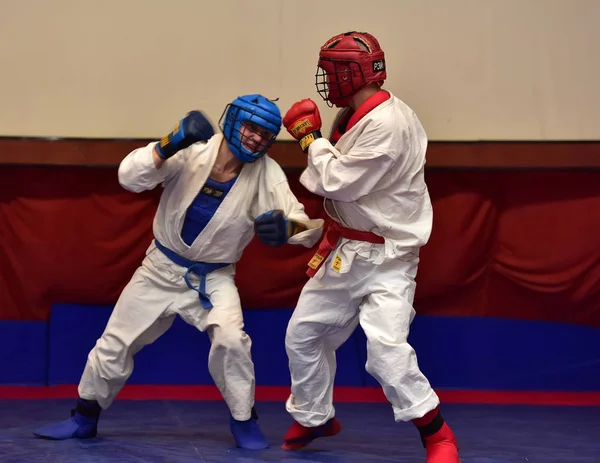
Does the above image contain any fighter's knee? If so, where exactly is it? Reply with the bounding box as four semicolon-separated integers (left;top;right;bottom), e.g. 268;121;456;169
285;320;318;354
211;326;249;353
285;321;300;349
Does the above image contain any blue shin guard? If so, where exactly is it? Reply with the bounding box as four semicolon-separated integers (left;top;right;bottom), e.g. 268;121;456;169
33;398;100;440
230;407;269;450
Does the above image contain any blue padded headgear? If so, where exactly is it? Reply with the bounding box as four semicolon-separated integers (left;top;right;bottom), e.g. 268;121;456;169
219;94;282;163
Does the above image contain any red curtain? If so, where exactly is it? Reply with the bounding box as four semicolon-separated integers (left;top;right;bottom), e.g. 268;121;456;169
1;166;599;326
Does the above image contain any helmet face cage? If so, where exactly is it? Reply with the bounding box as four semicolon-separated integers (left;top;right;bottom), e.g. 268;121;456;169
238;118;277;155
219;104;278;162
315;31;386;107
315;59;366;107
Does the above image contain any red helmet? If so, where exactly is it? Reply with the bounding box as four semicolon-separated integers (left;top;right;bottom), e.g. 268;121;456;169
315;31;386;107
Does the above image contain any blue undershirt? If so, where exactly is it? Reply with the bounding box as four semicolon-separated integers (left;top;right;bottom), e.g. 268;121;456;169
180;176;238;246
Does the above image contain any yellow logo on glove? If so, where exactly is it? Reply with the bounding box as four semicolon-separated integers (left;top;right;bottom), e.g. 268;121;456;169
291;119;313;137
160;121;180;148
299;133;317;151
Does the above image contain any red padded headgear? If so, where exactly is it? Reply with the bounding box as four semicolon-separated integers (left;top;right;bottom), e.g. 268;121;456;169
315;31;386;107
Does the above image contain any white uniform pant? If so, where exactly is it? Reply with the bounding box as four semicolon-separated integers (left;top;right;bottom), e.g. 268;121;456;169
285;248;439;427
78;243;255;421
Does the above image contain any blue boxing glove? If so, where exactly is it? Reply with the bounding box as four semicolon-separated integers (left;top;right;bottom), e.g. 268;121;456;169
254;210;303;247
156;110;215;159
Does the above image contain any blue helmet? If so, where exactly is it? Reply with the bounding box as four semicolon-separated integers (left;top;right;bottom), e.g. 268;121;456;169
219;94;282;163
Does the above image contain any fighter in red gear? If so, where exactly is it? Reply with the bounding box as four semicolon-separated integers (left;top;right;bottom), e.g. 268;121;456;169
282;31;460;463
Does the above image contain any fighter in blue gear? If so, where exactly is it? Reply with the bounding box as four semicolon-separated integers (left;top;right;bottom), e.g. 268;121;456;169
32;94;324;451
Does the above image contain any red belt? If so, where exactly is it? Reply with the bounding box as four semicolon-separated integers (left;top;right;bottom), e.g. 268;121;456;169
307;221;385;277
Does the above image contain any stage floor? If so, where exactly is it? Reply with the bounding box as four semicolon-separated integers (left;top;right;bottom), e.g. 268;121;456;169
1;400;598;462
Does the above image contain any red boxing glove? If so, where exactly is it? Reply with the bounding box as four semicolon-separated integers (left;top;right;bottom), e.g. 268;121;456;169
283;99;323;152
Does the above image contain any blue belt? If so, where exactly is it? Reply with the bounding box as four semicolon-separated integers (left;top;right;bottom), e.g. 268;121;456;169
154;239;229;309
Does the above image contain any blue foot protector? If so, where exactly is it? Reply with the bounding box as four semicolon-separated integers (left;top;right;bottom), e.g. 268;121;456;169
229;407;269;450
33;398;100;440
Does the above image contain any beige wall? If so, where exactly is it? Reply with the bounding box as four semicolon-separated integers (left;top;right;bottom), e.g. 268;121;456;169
1;0;598;140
